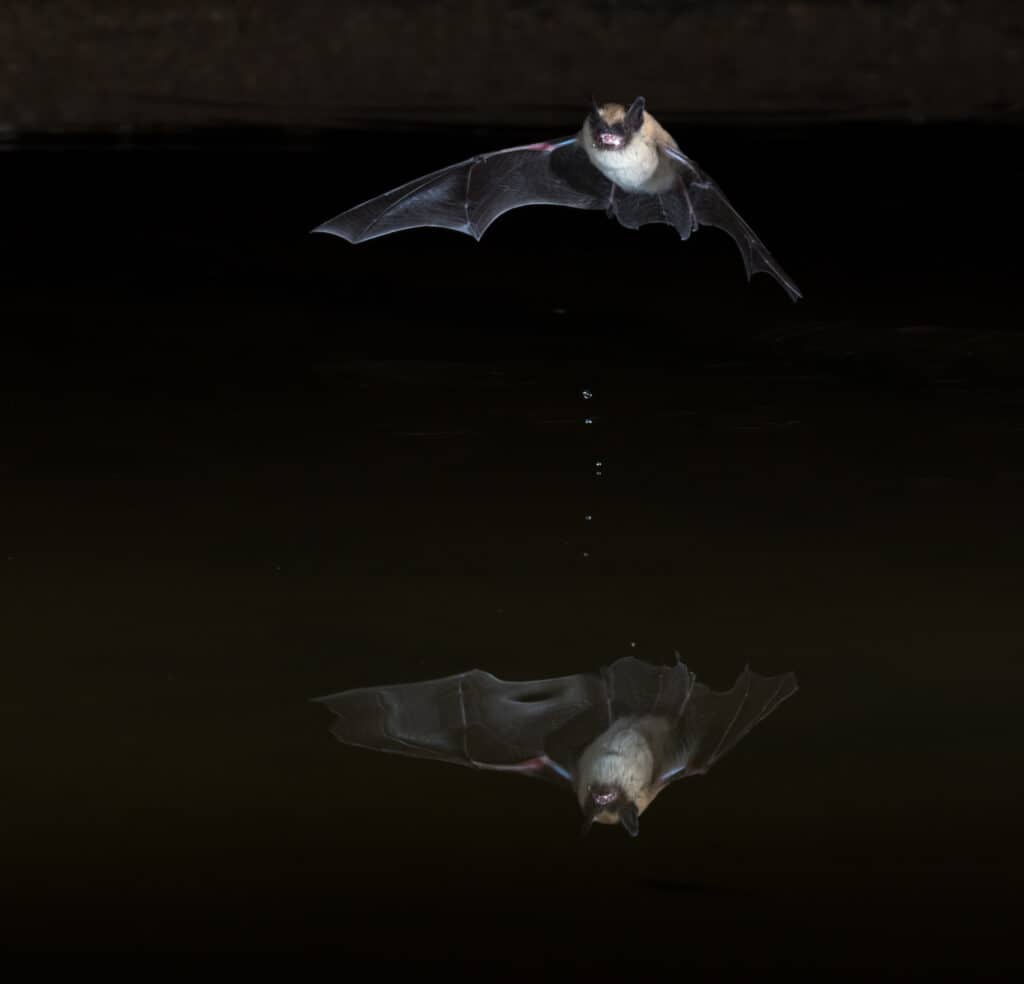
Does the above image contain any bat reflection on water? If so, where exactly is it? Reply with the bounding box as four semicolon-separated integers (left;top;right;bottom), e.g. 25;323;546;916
315;656;798;837
313;97;801;301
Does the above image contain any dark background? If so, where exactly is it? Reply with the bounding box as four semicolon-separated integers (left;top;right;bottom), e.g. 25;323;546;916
4;1;1024;977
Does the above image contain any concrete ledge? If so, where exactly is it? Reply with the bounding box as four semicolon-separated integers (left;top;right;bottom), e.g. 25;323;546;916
1;0;1021;131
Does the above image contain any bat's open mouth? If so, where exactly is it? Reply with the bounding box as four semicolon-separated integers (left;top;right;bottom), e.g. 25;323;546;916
597;131;625;149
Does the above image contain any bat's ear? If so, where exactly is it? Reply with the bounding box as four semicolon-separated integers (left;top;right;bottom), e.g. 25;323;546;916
619;801;640;838
580;815;595;838
625;96;646;133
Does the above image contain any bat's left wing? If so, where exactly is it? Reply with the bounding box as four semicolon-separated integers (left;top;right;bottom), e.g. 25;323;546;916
610;143;802;302
656;664;799;785
312;137;612;243
313;667;608;786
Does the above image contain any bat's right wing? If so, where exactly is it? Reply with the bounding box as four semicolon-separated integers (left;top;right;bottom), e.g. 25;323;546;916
313;668;607;786
313;137;612;243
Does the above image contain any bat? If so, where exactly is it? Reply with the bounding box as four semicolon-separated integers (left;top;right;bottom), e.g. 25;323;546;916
313;96;801;301
314;655;798;837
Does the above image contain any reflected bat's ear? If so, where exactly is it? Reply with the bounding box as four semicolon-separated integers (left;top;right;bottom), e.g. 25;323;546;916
625;96;646;133
618;801;640;838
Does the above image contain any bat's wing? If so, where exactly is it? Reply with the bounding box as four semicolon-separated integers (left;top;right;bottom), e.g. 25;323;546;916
611;143;802;302
313;668;609;786
598;655;698;720
313;137;613;243
656;664;799;784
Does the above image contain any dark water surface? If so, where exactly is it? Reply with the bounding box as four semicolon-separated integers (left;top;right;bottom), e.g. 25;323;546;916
3;124;1023;974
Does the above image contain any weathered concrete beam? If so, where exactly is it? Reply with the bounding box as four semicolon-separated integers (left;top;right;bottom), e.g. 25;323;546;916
1;1;1020;131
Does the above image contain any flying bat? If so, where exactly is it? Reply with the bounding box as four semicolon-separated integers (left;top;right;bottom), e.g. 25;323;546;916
313;97;801;301
315;656;798;837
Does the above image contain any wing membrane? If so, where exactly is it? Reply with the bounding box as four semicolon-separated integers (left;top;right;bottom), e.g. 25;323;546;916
313;138;609;243
314;668;599;784
658;665;799;782
661;144;802;301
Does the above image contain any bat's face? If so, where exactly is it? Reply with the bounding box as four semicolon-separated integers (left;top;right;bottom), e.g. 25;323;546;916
582;783;641;837
586;96;647;152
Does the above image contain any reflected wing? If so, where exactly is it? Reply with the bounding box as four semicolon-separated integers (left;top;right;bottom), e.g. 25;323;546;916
313;668;606;785
657;665;799;784
611;143;802;302
313;137;611;243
